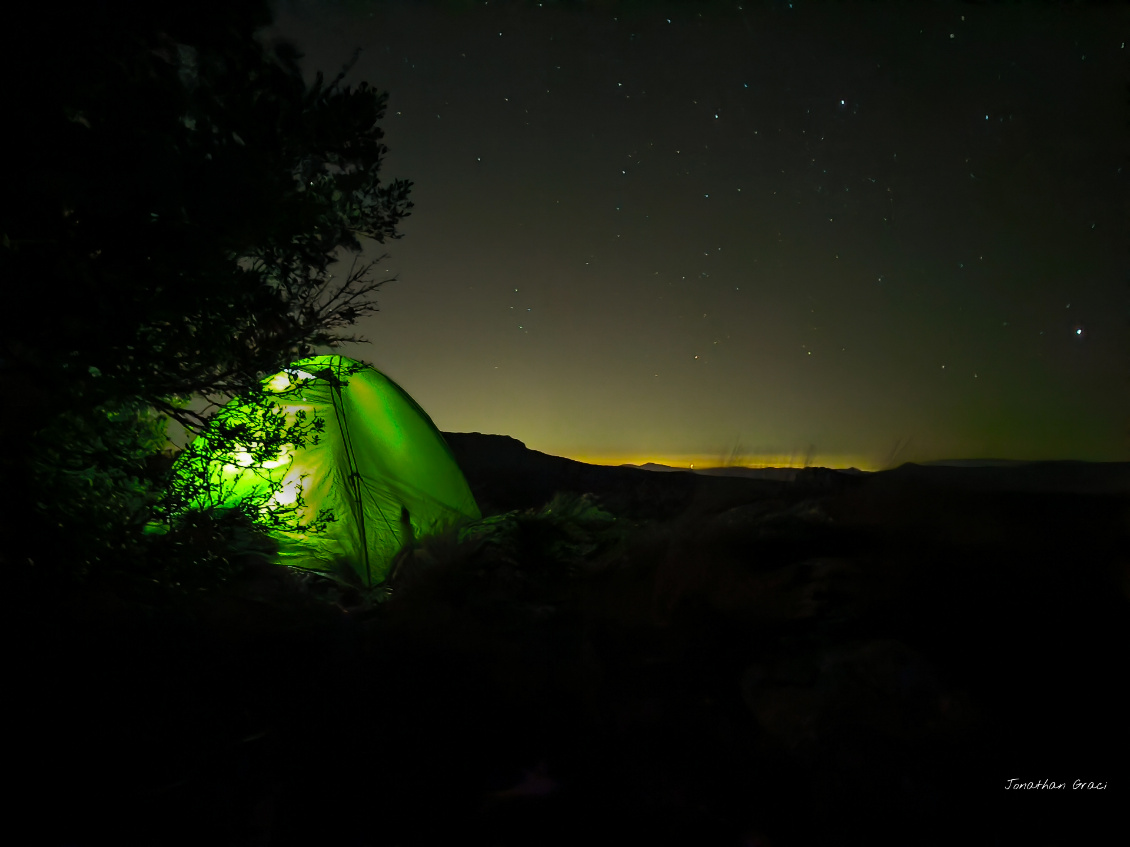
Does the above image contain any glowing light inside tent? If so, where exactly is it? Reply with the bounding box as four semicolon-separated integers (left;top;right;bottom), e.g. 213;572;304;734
271;477;302;507
268;370;315;393
260;448;292;470
227;444;255;468
268;372;292;392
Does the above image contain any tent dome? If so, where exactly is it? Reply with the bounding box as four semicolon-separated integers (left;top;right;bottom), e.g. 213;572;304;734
170;355;480;586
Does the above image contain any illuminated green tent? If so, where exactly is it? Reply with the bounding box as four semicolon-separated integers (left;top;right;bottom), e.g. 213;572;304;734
170;355;480;586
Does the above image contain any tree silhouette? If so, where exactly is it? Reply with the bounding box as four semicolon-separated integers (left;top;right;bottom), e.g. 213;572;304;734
1;0;411;584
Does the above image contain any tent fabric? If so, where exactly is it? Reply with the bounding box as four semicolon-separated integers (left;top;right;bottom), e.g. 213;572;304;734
171;355;480;586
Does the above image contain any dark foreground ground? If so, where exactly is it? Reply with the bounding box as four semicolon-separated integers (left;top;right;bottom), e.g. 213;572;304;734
12;437;1129;846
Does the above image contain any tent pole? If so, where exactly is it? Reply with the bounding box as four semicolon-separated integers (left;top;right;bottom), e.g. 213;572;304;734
329;364;372;587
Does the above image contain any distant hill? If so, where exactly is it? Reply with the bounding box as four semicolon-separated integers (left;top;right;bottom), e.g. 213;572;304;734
918;458;1033;468
612;455;1127;494
623;463;869;482
441;433;876;517
624;462;799;481
442;434;1130;515
441;432;793;518
885;460;1130;494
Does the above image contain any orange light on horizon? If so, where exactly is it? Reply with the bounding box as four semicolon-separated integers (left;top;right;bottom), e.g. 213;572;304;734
567;453;881;472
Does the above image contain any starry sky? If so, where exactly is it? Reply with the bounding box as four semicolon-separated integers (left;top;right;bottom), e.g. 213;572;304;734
267;0;1128;470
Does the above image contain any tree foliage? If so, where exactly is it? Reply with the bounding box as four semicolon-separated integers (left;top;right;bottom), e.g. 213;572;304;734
1;1;412;584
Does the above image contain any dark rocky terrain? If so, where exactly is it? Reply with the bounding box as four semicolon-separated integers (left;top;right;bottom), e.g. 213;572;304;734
12;434;1128;846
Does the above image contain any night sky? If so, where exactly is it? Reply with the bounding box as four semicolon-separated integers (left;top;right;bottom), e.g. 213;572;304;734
268;0;1128;470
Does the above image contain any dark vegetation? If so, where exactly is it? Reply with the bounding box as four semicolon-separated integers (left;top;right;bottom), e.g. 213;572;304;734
3;2;1127;845
2;0;410;586
13;444;1130;846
